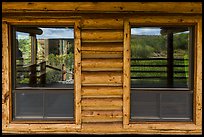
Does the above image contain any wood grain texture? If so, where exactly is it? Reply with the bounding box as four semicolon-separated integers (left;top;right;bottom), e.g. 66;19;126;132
2;2;202;14
2;22;10;127
74;21;82;126
82;59;123;71
81;18;123;29
82;51;123;59
82;98;123;111
81;72;122;85
82;42;123;52
123;19;131;126
81;87;123;98
194;17;202;126
82;110;122;122
82;30;123;41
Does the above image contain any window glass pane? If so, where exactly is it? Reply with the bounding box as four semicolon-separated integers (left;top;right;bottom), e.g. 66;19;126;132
160;92;193;120
130;91;193;121
13;90;74;120
131;27;191;88
15;27;74;88
131;92;160;121
44;91;74;119
15;91;44;119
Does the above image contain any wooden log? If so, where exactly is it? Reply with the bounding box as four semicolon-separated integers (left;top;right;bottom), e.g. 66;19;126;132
74;21;82;126
81;18;123;29
81;72;122;85
194;17;202;126
82;110;122;122
2;18;78;25
2;22;10;125
16;27;43;35
129;15;201;25
2;2;202;14
81;87;123;98
81;30;123;41
82;98;123;111
123;19;131;126
82;42;123;52
82;51;123;59
81;123;123;133
82;59;123;71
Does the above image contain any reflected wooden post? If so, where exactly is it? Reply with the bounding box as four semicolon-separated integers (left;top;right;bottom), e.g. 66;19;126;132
167;32;174;87
29;34;37;86
40;61;46;85
62;64;66;81
29;64;37;86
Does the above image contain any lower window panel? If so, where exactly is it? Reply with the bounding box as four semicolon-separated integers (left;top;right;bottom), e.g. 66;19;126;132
13;90;74;120
130;90;193;121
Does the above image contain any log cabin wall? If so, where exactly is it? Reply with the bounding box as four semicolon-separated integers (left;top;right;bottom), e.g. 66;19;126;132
80;18;124;124
2;2;202;134
80;17;124;132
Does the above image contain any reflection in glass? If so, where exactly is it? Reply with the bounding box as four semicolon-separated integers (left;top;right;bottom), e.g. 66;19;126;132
131;27;191;88
15;27;74;88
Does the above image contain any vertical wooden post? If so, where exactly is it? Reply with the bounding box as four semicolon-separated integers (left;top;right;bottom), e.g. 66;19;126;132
29;64;37;86
62;64;66;81
74;20;82;126
2;22;10;125
31;34;37;65
194;17;202;126
123;19;131;127
40;61;46;85
167;32;174;87
30;34;37;86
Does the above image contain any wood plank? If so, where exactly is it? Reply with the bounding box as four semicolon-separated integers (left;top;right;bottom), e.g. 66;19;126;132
123;19;131;126
74;21;82;126
81;87;123;98
3;124;81;133
2;2;202;14
194;17;202;126
82;59;123;71
82;83;123;87
82;110;122;122
81;72;122;85
2;22;10;126
81;18;123;29
2;18;77;25
129;15;201;25
81;123;122;133
82;51;123;59
82;42;123;52
81;30;123;41
82;98;123;111
82;40;123;43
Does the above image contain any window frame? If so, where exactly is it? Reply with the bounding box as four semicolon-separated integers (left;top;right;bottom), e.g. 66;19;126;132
2;19;82;129
123;16;202;131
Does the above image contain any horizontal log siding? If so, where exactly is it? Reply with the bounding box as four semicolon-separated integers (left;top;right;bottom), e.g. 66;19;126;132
81;18;123;123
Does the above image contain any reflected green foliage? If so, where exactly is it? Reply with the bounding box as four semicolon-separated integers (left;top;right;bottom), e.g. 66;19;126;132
131;32;189;88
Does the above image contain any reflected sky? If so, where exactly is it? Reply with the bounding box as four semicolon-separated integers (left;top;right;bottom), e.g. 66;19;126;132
131;28;161;35
16;27;74;39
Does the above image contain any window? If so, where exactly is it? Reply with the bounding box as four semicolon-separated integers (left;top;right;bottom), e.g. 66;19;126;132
12;26;75;120
130;26;194;121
